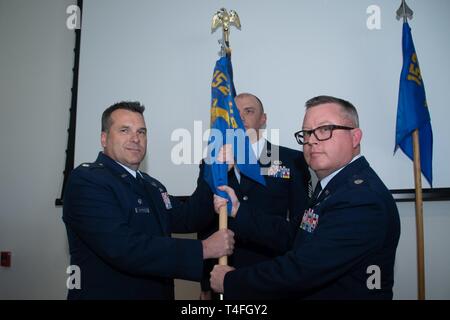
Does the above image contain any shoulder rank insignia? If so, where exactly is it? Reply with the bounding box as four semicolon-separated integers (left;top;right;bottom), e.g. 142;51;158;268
81;162;103;169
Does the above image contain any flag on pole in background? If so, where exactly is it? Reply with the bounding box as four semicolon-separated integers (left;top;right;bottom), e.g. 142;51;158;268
395;22;433;187
203;55;265;211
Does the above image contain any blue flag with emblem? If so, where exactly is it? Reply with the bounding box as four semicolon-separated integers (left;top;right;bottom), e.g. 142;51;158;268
394;22;433;187
203;55;265;211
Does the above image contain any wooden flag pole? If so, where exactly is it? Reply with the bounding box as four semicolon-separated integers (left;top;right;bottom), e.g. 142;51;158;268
211;7;241;268
397;0;426;301
218;205;228;266
412;129;426;300
211;7;241;299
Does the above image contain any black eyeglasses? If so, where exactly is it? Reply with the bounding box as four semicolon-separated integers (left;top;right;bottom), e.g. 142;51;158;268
294;124;354;145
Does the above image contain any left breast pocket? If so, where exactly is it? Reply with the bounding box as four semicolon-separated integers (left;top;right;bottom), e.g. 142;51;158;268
264;175;290;197
128;206;162;235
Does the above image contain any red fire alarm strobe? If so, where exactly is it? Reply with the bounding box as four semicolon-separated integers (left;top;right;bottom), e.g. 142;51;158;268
1;251;11;267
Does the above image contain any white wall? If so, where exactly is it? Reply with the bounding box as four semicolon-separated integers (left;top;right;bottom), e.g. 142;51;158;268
0;0;449;300
394;202;450;300
0;0;75;299
75;0;450;193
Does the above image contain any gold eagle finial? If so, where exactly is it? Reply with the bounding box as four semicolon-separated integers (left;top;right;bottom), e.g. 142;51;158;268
211;8;241;55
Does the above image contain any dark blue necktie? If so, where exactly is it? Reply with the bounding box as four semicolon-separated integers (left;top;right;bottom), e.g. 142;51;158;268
312;182;322;200
136;173;145;186
307;182;322;208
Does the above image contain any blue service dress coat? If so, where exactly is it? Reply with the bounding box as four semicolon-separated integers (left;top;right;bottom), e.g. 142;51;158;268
199;141;311;290
62;152;214;299
224;156;401;300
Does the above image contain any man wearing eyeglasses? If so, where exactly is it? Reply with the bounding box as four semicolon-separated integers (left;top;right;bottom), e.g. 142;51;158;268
210;95;401;300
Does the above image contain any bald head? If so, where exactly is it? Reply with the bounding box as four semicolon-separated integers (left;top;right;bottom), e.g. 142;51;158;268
235;93;265;114
235;93;267;142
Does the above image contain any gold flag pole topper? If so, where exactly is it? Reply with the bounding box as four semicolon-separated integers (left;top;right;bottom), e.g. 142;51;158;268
211;8;241;57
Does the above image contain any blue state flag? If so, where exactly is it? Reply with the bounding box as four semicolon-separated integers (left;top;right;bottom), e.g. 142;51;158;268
203;55;265;211
395;22;433;187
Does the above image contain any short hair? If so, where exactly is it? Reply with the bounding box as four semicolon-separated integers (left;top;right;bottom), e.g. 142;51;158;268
101;101;145;132
305;95;359;128
235;93;265;113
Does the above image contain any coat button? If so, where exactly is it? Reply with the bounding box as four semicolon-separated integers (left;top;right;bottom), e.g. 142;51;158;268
243;196;248;201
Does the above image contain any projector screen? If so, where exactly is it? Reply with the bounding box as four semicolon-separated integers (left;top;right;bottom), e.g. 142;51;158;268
75;0;450;195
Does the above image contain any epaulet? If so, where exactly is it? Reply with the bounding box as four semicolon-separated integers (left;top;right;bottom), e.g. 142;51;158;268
141;172;158;185
141;172;166;191
79;162;105;170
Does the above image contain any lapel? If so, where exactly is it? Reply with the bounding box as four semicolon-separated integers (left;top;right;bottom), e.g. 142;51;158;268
237;140;270;194
258;140;272;169
314;156;370;205
96;152;147;197
96;152;166;231
238;172;253;194
228;169;242;197
140;174;170;234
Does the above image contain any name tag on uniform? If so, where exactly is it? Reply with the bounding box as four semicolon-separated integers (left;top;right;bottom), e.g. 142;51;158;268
300;208;319;233
161;192;172;210
135;207;151;214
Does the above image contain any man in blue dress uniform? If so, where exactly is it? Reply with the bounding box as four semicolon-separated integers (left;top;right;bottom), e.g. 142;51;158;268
198;93;311;299
210;95;400;300
63;101;234;299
